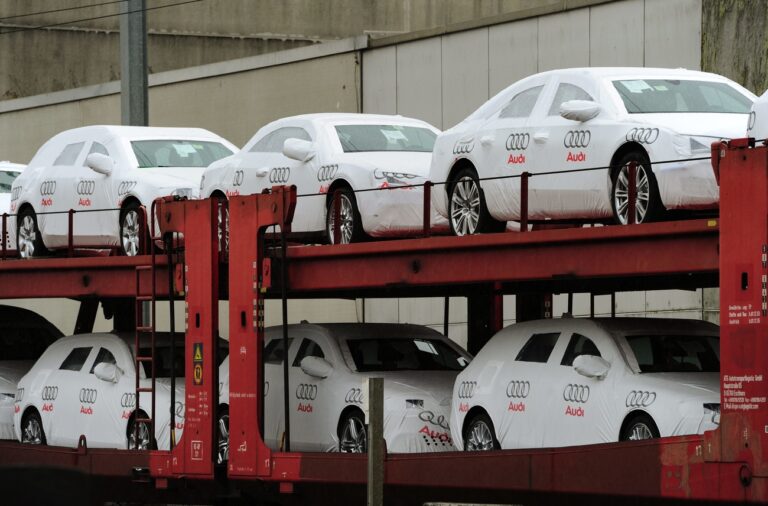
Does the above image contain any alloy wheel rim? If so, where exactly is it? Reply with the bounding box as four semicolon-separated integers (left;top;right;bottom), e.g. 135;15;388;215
628;422;653;441
614;164;650;225
217;414;229;464
466;420;494;451
450;177;480;236
327;195;354;244
22;417;42;444
18;215;37;258
339;417;366;453
129;421;151;450
121;209;141;256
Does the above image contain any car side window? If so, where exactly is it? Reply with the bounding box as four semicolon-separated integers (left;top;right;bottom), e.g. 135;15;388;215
250;127;311;153
89;347;117;373
548;83;594;115
292;338;325;367
89;142;110;157
498;85;544;119
59;346;92;371
53;142;85;166
515;332;560;363
264;338;292;365
561;333;602;366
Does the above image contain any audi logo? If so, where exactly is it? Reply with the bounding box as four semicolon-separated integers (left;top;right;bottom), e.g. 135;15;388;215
505;133;530;151
120;392;136;408
232;170;244;187
625;127;659;145
317;164;338;182
345;388;363;404
625;390;656;408
77;180;95;195
418;410;449;430
41;386;58;401
269;167;290;184
749;111;757;131
39;181;56;196
453;141;474;154
563;384;590;403
295;383;317;401
11;186;21;201
79;388;98;404
175;401;185;418
505;380;530;399
117;181;136;196
563;130;591;149
457;381;476;399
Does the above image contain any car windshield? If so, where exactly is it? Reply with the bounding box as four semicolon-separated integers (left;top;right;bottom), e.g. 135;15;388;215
0;170;19;192
335;125;436;153
346;338;469;372
624;334;720;373
131;140;233;168
613;79;752;114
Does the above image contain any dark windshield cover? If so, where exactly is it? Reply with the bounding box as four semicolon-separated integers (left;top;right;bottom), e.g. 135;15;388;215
347;338;468;372
625;334;719;373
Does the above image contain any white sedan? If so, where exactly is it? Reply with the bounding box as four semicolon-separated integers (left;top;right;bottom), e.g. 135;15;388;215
217;323;470;459
14;333;185;450
430;67;756;234
200;113;447;244
10;125;236;257
452;318;720;451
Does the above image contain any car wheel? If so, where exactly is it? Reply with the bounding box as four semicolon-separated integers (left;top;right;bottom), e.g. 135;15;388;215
127;415;153;450
326;188;365;244
463;412;499;451
216;406;229;464
17;207;47;259
120;202;145;256
338;409;367;453
448;167;505;236
620;413;660;441
21;410;46;445
611;151;664;225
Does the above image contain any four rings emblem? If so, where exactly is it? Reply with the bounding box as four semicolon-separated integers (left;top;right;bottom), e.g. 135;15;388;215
77;180;95;195
295;383;317;401
563;130;591;149
457;381;476;399
625;127;659;145
563;384;590;403
79;388;98;404
453;141;475;155
41;386;58;401
625;390;656;407
120;392;136;408
232;170;244;187
506;133;530;151
40;181;56;196
117;181;136;196
345;388;364;404
317;164;339;182
505;380;530;399
418;410;449;430
269;167;291;184
175;401;185;418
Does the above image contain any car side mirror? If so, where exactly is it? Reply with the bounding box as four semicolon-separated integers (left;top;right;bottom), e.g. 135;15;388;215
300;356;333;379
573;354;610;379
283;138;316;163
93;362;122;383
559;100;601;122
85;153;114;175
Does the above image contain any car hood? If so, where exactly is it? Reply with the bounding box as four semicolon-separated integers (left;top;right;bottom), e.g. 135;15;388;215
136;166;206;188
337;152;433;177
629;113;748;138
358;370;458;405
640;372;720;399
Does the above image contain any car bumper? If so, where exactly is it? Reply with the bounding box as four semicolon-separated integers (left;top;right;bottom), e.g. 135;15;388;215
655;157;719;210
358;186;449;237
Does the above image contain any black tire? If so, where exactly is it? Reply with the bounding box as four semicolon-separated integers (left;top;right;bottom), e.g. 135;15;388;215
620;413;660;441
127;414;154;450
611;151;664;225
16;207;47;259
216;405;229;464
448;167;505;236
20;409;46;445
337;409;367;453
326;187;366;244
463;411;500;451
119;202;146;256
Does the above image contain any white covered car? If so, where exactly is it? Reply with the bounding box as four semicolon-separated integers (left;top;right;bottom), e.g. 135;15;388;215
200;113;447;244
0;161;24;250
10;125;236;257
218;323;470;458
452;318;720;451
14;333;185;450
430;67;755;234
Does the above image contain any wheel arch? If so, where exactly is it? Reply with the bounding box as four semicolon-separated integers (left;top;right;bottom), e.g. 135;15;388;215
325;178;355;206
609;142;650;181
337;404;365;436
210;190;227;200
618;409;658;440
462;405;493;440
446;159;477;197
125;408;149;438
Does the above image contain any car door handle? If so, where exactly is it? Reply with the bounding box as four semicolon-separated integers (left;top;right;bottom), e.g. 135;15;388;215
255;167;269;177
533;131;549;143
479;135;494;146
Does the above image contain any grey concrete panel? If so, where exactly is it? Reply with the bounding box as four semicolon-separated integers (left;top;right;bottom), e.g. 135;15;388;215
489;18;539;95
396;38;443;128
644;0;702;70
589;0;644;67
537;9;590;71
441;29;490;129
362;47;397;114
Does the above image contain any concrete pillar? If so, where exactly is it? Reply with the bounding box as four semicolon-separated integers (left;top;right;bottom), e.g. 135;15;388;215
120;0;148;126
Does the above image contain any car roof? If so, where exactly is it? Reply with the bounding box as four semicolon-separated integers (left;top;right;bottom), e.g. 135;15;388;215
498;317;718;337
270;113;436;128
48;125;230;142
266;322;444;341
0;161;24;172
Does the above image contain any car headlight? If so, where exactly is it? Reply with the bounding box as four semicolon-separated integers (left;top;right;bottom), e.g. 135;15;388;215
703;402;720;425
170;188;193;200
405;399;424;409
374;169;419;187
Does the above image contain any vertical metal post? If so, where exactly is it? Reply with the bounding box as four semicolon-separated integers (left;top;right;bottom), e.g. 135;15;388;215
422;181;432;237
167;233;177;449
332;190;342;244
2;213;7;260
627;161;637;225
120;0;148;126
590;293;595;318
443;296;449;336
520;172;530;232
367;377;384;506
68;209;75;257
281;219;291;452
567;292;573;315
611;292;616;317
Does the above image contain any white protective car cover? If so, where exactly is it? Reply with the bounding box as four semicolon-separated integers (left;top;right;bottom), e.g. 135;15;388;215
0;162;24;250
748;89;768;140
